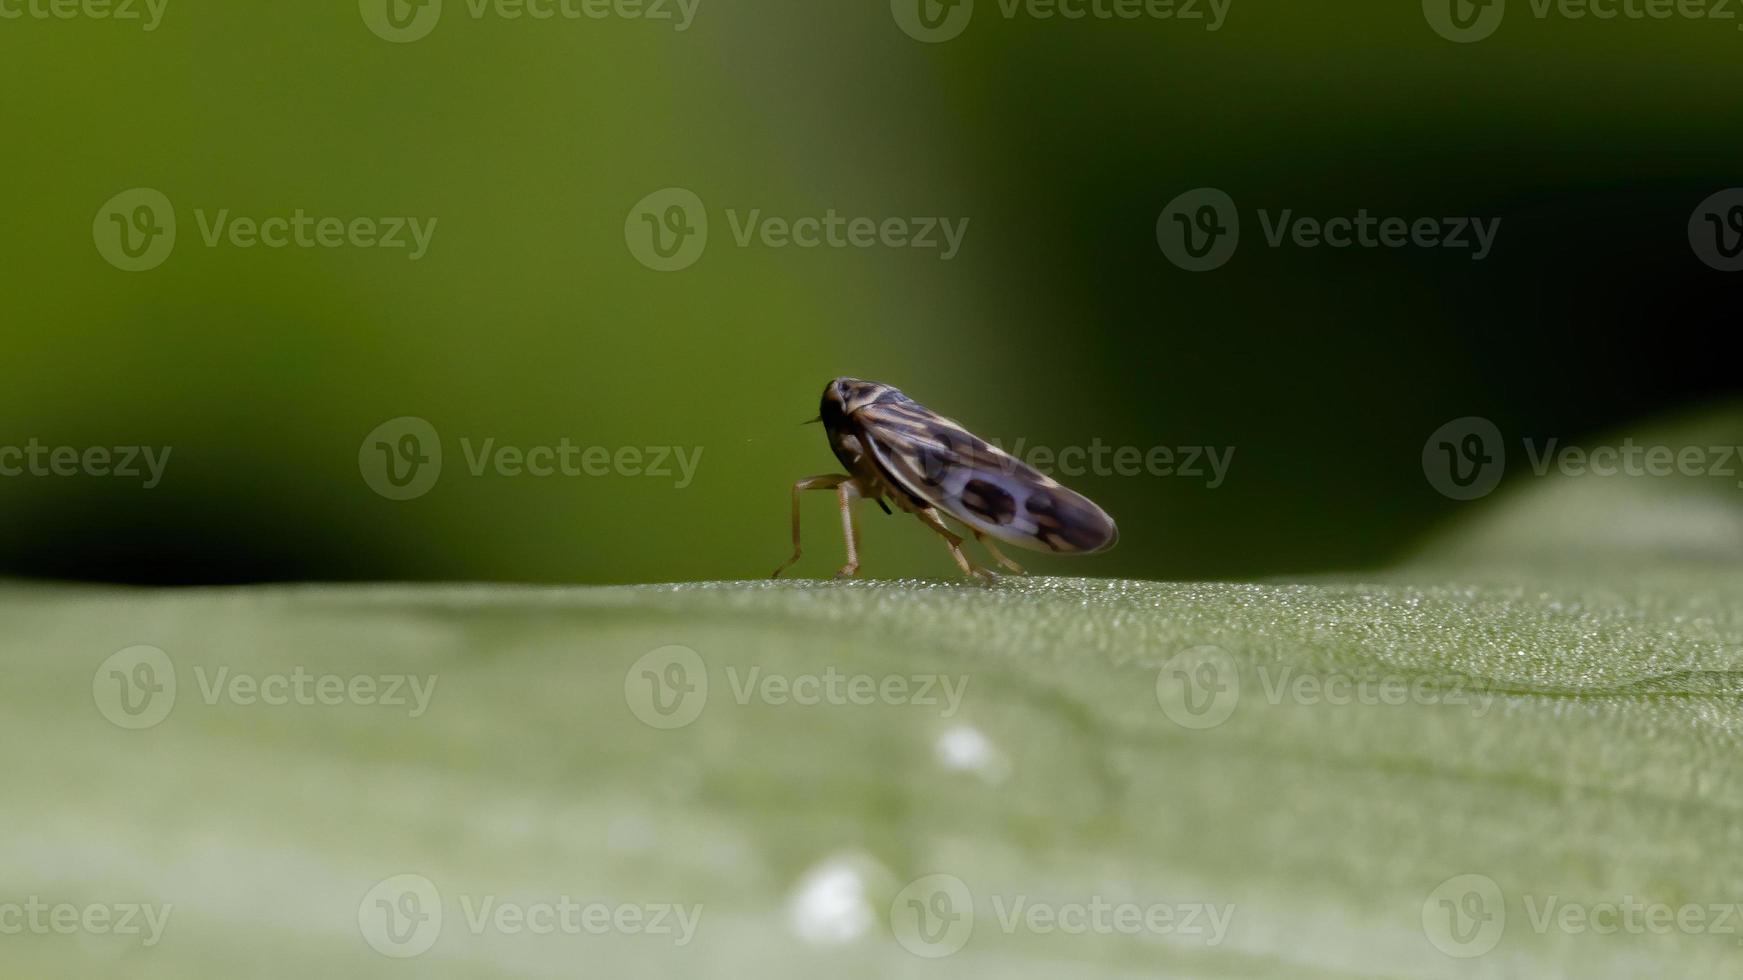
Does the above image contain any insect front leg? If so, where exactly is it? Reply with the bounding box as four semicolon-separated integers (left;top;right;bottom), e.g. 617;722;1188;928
834;480;863;579
771;475;848;579
972;530;1027;575
916;508;996;581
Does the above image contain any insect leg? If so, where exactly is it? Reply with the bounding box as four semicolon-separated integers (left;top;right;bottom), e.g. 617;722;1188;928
834;480;863;579
972;530;1027;575
771;474;848;578
916;508;995;581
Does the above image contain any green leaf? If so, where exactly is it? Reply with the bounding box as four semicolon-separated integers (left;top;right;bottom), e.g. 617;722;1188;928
7;565;1741;977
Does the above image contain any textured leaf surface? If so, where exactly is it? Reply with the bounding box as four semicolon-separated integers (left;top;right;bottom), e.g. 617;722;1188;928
6;566;1743;978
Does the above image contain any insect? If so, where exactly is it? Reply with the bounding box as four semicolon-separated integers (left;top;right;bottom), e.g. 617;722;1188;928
771;378;1118;580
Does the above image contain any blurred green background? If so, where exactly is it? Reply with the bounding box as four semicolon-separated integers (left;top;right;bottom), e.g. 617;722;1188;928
8;9;1743;978
2;0;1739;585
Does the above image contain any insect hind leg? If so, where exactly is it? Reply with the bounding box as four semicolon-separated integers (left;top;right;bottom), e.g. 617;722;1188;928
916;508;996;581
972;530;1027;575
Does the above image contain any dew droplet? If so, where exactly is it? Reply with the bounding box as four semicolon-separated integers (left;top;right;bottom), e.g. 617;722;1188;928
786;854;879;946
934;724;1011;785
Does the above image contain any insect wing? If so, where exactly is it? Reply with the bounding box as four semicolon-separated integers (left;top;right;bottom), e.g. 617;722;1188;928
856;401;1117;554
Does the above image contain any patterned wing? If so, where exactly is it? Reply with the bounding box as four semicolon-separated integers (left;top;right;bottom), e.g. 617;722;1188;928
854;397;1118;555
